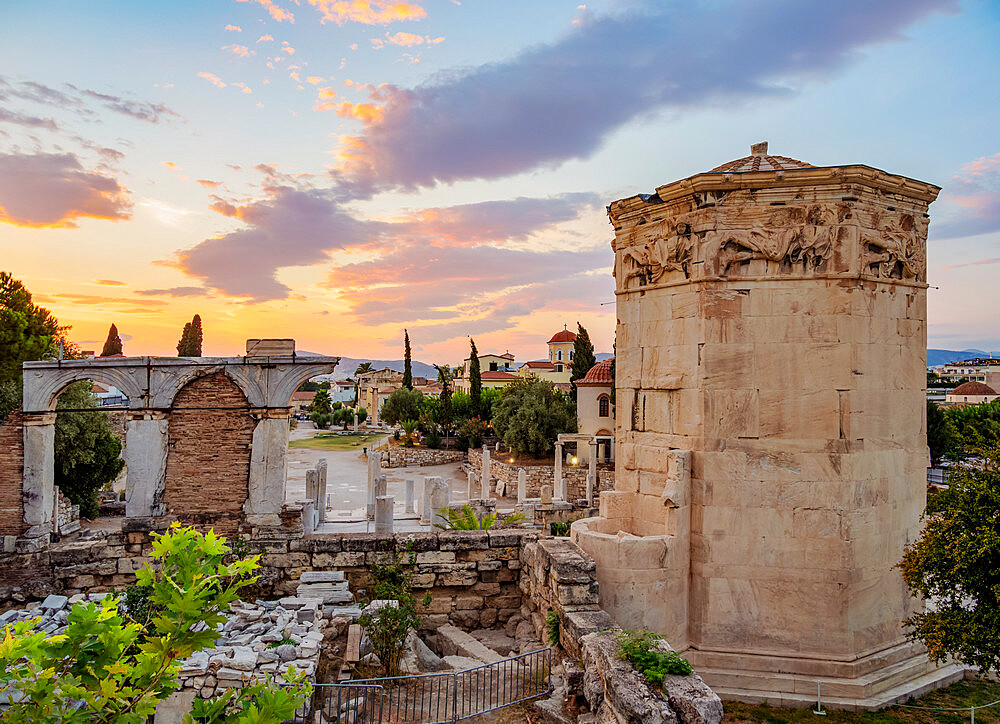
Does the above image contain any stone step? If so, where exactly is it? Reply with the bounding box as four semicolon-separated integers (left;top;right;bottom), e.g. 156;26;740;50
295;581;354;605
299;570;346;584
346;624;363;663
435;624;503;664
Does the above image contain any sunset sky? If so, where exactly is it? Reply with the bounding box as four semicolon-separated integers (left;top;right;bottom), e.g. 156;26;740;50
2;0;999;364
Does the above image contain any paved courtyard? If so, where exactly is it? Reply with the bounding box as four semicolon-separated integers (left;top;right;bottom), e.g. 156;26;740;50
285;427;469;531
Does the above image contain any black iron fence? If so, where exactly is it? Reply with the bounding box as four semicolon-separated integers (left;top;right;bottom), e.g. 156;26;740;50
288;682;384;724
310;647;551;723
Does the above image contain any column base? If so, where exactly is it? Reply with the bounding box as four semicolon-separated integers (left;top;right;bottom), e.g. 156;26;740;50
686;642;970;711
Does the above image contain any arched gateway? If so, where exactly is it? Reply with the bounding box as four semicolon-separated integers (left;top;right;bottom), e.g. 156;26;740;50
10;339;338;546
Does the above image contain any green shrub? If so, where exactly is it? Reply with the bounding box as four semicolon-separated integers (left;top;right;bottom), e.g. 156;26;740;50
425;429;441;449
546;610;560;646
357;547;431;676
617;630;692;685
434;504;524;530
550;521;570;537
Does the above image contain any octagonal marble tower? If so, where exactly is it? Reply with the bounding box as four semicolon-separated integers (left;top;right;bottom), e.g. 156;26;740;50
604;143;961;706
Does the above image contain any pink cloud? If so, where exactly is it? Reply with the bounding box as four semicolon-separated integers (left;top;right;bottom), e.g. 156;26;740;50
0;152;131;228
934;152;1000;240
197;71;226;88
225;24;243;31
257;34;274;42
307;0;426;25
236;0;294;22
222;44;255;58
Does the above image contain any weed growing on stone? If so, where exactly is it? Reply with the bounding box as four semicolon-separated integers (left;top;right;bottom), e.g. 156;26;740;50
617;629;692;685
546;610;560;646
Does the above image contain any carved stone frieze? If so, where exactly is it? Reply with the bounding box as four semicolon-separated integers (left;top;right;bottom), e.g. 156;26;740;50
615;200;928;288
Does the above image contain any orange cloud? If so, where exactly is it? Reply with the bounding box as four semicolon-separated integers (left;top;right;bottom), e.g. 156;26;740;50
257;34;274;42
334;101;385;123
307;0;426;25
0;152;132;229
163;161;179;169
306;76;324;84
197;72;226;88
313;87;340;110
197;179;223;188
281;42;296;54
232;82;254;94
225;24;243;31
222;44;255;58
236;0;294;23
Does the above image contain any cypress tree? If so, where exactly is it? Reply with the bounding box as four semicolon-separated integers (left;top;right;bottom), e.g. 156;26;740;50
100;323;123;357
176;322;192;356
570;322;597;401
189;314;203;356
176;314;203;356
469;338;482;419
402;329;413;389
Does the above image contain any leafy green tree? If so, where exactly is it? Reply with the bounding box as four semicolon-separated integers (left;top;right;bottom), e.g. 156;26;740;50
380;387;423;426
100;323;123;357
569;322;597;402
310;411;332;429
297;380;330;392
402;329;413;390
310;389;333;415
899;445;1000;673
492;378;576;457
356;407;368;424
469;338;481;418
176;314;203;356
927;400;958;465
54;382;124;519
450;391;471;422
0;523;309;722
946;399;1000;456
480;387;502;422
927;371;943;387
0;271;63;385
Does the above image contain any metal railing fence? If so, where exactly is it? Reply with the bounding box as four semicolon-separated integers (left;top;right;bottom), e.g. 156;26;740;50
287;682;384;724
330;647;552;723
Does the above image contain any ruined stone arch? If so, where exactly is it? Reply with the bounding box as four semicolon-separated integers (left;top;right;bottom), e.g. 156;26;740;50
21;363;147;412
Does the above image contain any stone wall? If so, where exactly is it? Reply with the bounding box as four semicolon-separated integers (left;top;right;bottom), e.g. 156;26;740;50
0;410;24;539
164;373;254;535
468;449;613;501
519;537;613;660
384;446;466;468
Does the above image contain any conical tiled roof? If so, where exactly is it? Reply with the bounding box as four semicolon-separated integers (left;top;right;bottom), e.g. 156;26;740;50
950;381;998;396
709;141;813;173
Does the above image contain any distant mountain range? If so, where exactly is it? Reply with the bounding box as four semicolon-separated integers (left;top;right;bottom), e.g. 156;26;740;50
927;349;999;366
299;353;616;380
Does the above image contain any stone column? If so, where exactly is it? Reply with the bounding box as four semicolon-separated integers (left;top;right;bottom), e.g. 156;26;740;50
353;413;359;432
540;484;552;505
375;495;394;534
588;440;598;493
246;409;291;520
420;476;432;524
367;450;381;518
467;470;476;501
553;442;563;501
586;473;595;507
124;411;168;518
517;468;527;503
316;458;328;523
429;478;450;529
21;412;56;541
480;447;490;500
305;469;320;530
404;479;415;513
370;475;387;520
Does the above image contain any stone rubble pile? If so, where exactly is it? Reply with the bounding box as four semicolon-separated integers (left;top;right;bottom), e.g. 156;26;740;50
176;597;328;698
0;594;329;703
